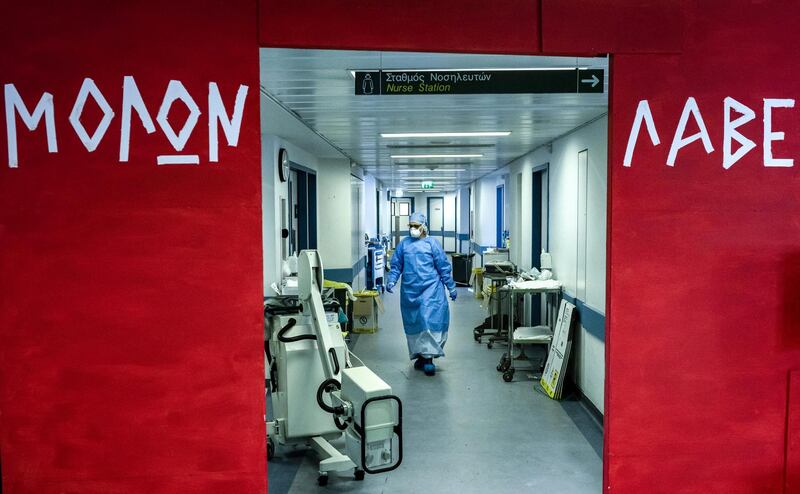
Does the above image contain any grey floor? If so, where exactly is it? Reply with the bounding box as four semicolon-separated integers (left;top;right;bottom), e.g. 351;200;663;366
267;285;602;494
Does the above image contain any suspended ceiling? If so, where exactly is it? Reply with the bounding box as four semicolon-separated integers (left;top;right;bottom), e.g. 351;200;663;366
260;48;608;192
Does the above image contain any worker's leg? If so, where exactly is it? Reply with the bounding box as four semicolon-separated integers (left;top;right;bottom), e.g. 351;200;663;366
407;330;447;376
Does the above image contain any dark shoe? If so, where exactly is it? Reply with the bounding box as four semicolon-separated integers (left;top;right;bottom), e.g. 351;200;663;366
413;357;426;370
423;362;436;376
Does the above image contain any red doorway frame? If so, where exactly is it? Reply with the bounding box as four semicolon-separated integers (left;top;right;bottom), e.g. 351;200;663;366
257;2;623;490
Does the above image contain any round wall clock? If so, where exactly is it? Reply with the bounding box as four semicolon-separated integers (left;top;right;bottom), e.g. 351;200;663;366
278;148;289;182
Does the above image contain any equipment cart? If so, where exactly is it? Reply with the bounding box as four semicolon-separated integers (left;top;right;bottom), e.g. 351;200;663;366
496;280;562;382
366;241;385;292
473;272;512;348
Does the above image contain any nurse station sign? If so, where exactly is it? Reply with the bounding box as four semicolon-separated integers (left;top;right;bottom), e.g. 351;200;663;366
354;68;604;95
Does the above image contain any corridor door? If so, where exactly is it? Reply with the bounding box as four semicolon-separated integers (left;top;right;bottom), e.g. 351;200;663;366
427;197;445;247
391;197;413;248
496;185;505;248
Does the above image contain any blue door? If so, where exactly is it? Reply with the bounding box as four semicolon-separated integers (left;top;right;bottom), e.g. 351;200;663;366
531;171;544;266
496;185;504;248
531;170;545;324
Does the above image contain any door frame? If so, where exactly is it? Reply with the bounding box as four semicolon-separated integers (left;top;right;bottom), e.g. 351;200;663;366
531;163;549;266
259;17;616;490
288;161;318;252
496;185;504;248
426;195;446;248
530;163;549;325
390;196;416;246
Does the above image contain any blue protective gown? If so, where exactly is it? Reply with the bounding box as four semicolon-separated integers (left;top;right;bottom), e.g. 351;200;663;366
387;236;456;359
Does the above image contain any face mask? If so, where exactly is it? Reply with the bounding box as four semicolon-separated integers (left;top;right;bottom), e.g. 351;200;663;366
410;227;422;238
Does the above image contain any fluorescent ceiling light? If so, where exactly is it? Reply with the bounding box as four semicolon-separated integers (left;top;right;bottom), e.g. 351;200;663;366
382;131;511;138
395;188;403;196
404;189;453;193
391;154;483;159
398;169;466;172
402;182;457;185
403;180;455;183
391;164;472;168
391;161;471;166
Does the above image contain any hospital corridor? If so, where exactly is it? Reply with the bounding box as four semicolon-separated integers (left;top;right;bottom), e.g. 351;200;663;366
261;48;609;492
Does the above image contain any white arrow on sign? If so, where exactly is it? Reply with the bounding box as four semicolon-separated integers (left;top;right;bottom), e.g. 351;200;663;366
581;74;600;88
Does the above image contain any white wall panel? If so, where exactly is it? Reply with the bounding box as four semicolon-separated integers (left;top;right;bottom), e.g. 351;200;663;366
549;117;608;310
351;175;365;290
444;192;457;252
585;139;608;313
380;188;391;238
363;174;378;239
474;176;502;250
317;158;353;271
575;327;606;414
512;172;523;266
577;149;589;301
457;188;471;253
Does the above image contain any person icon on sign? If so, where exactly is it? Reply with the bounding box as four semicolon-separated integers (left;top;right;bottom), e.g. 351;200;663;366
362;74;374;95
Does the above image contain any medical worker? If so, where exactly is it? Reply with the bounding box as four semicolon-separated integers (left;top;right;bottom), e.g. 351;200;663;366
385;212;457;376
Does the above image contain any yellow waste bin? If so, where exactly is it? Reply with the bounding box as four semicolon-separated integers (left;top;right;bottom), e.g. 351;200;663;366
471;268;484;299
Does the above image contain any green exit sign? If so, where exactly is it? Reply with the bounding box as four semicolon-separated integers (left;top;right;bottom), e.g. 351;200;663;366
422;181;434;189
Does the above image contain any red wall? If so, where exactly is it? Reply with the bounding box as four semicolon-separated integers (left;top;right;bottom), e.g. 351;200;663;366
2;1;799;493
0;2;266;493
788;371;800;492
608;2;800;491
259;0;541;54
261;1;800;492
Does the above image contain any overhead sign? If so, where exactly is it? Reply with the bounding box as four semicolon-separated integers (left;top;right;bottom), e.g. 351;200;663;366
421;181;434;189
355;69;603;96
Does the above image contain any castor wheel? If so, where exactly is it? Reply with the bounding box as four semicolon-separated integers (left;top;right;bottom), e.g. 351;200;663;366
354;469;365;481
503;370;515;382
317;474;329;486
267;438;275;461
496;354;509;372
